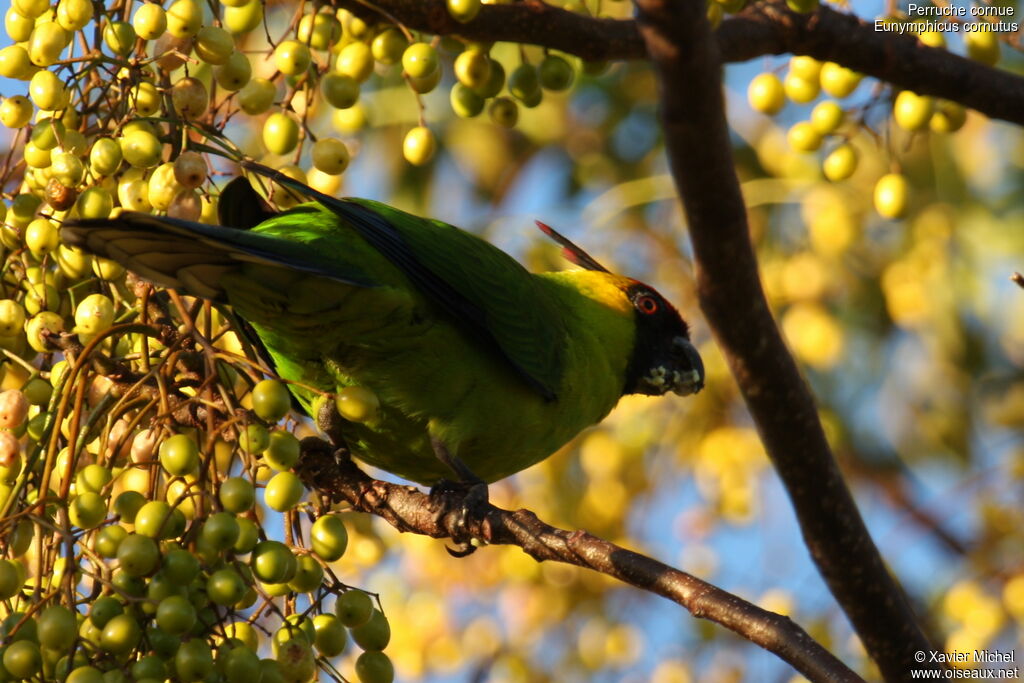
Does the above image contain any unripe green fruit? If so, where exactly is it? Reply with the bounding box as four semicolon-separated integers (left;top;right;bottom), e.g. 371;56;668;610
207;567;246;605
402;42;438;79
176;639;214;682
24;142;52;168
214;50;251;90
0;559;20;599
930;100;966;133
118;173;151;211
508;63;540;103
454;49;490;89
0;301;24;337
159;433;200;476
103;20;136;56
30;117;63;150
298;12;341;51
25;217;59;258
747;72;784;115
76;463;112;493
252;378;291;421
234;517;259;553
120;129;162;168
539;54;574;91
238;77;276;114
156;594;196;635
356;651;394;683
13;0;48;19
101;613;141;654
336;41;374;82
133;3;166;40
336;385;381;422
786;0;819;12
75;293;115;336
251;540;296;583
810;100;844;133
29;69;69;110
148;162;185;210
787;121;822;151
224;0;262;35
194;25;233;65
274;40;311;76
263;430;300;470
371;27;407;64
311;514;348;561
38;605;76;650
336;589;373;627
892;90;933;132
0;45;33;79
56;0;92;30
117;533;160;576
264;470;304;511
3;640;41;679
165;0;202;37
49;151;82;187
29;21;69;66
398;126;434;167
0;96;33;128
70;491;107;528
822;143;858;181
262;112;300;155
130;81;162;116
312;138;350;175
312;614;347;657
783;72;819;103
94;523;127;558
5;9;34;43
408;67;441;94
161;546;199;583
448;0;481;23
351;609;390;650
89;137;122;176
321;72;360;109
874;173;908;218
219;476;255;512
450;83;484;118
488;96;518;127
819;61;862;98
89;596;123;629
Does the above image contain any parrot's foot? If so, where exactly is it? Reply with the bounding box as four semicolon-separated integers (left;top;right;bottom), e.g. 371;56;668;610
429;437;490;557
429;478;490;557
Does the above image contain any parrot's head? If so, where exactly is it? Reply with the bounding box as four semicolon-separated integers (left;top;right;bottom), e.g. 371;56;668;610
536;221;705;398
619;279;705;397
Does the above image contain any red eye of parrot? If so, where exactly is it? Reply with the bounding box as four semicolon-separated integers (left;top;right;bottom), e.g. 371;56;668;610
636;295;659;315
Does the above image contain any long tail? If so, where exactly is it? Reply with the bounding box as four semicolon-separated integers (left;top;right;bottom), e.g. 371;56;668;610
61;208;373;301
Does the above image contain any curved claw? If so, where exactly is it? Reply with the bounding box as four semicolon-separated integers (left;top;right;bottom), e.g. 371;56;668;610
446;541;477;558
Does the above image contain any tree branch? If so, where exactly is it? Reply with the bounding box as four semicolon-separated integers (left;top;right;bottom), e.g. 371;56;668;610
297;430;863;683
632;1;940;681
338;0;1024;126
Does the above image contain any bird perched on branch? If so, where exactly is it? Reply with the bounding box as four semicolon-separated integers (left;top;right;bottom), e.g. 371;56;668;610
61;162;704;486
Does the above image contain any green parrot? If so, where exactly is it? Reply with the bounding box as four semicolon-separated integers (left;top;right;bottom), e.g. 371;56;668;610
61;163;704;486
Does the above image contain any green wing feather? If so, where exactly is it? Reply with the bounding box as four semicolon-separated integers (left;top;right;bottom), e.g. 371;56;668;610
241;162;566;399
60;208;376;301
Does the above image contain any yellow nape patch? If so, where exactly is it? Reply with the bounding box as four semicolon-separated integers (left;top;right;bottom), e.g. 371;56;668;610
556;270;635;315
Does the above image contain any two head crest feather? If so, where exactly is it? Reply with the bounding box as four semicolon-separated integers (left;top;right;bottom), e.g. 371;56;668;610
535;220;610;273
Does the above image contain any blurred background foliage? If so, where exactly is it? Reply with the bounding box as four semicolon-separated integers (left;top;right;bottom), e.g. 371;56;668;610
0;0;1022;679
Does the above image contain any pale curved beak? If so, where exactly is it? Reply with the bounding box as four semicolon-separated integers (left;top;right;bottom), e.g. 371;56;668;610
671;337;705;396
